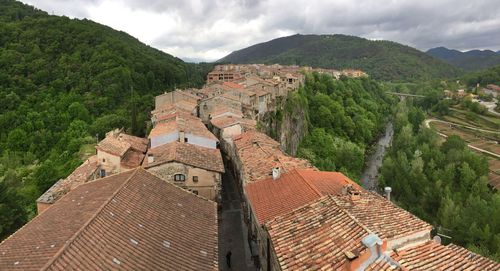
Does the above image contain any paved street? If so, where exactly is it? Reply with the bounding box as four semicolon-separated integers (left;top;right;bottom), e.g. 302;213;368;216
218;161;257;271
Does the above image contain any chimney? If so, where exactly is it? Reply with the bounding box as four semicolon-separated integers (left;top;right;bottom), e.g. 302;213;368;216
147;154;154;164
384;187;392;201
344;233;386;271
272;167;281;180
179;131;185;143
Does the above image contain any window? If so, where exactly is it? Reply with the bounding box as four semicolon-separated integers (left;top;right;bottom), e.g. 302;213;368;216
102;158;106;163
100;169;106;178
193;176;199;182
184;137;188;143
192;190;199;195
174;174;186;182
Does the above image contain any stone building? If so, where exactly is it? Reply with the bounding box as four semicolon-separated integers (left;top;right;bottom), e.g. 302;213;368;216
143;141;224;201
96;129;148;177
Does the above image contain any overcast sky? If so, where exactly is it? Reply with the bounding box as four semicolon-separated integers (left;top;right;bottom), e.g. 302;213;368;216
22;0;500;62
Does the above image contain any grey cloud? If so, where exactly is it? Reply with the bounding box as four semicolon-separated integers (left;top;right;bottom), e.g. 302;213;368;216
22;0;500;61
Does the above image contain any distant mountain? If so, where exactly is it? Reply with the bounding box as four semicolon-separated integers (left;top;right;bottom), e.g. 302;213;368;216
427;47;500;71
218;34;460;82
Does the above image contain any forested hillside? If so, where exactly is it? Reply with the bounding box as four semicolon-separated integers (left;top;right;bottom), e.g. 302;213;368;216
219;34;461;82
280;73;395;179
427;47;500;71
379;100;500;261
462;65;500;87
0;0;208;240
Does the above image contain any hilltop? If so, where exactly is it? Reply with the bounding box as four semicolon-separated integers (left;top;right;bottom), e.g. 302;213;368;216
427;46;500;71
218;34;461;82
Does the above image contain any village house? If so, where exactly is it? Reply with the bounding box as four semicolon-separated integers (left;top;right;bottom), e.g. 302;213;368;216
210;115;257;140
206;66;245;83
242;168;498;271
143;141;224;201
149;110;219;149
198;94;242;123
227;131;313;189
96;129;148;177
151;101;198;126
342;69;368;77
154;89;201;110
0;169;219;271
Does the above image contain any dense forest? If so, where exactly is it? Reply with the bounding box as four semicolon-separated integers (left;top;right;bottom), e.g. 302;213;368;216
379;100;500;261
0;0;209;240
287;72;395;179
219;34;461;82
462;65;500;87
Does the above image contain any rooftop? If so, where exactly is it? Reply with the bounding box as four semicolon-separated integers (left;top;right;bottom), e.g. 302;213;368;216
245;168;359;224
266;196;371;271
37;155;99;204
233;131;313;183
96;130;148;157
149;113;218;141
0;169;218;271
143;141;225;173
333;191;433;240
390;241;500;271
211;115;256;130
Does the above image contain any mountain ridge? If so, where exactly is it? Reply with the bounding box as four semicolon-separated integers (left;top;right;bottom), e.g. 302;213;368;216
218;34;461;82
427;46;500;71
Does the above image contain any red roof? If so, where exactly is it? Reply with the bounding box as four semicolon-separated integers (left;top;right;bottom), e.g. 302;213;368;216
245;168;359;224
266;196;371;270
0;169;218;271
390;241;500;271
222;81;244;89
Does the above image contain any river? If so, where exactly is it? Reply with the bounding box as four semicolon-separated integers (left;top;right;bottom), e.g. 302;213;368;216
360;121;394;191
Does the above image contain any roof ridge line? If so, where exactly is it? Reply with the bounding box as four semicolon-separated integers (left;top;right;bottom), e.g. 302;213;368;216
295;168;323;197
330;195;373;235
40;168;141;271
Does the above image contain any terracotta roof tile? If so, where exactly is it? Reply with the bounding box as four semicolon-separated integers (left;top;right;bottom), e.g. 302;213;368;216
120;150;145;169
0;169;218;271
390;241;500;271
245;168;360;224
149;113;218;141
96;131;148;156
37;156;99;204
266;196;371;271
211;116;256;130
233;131;313;183
333;191;433;240
143;141;224;173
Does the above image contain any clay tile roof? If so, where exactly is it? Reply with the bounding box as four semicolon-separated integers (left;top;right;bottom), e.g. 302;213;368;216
245;169;323;224
266;196;371;271
143;141;224;173
295;169;361;195
222;81;244;89
333;191;433;240
366;256;402;270
96;136;131;157
96;131;148;156
210;106;243;119
149;114;218;141
0;169;218;271
37;156;99;204
120;150;145;169
211;116;257;130
245;168;360;224
390;241;500;271
233;131;313;183
118;133;148;153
